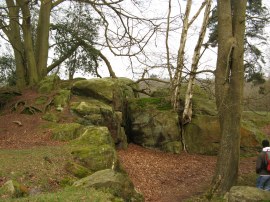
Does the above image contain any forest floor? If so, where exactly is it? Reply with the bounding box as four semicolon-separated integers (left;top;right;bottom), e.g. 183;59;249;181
0;89;258;201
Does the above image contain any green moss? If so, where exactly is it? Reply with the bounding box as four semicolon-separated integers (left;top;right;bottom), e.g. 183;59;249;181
1;187;124;202
72;78;115;102
70;99;112;116
160;141;182;154
65;162;92;178
35;96;48;105
73;169;143;202
42;113;59;122
71;145;117;172
38;75;60;94
73;126;114;146
242;111;270;142
0;146;74;195
53;90;71;107
129;97;172;111
48;123;83;141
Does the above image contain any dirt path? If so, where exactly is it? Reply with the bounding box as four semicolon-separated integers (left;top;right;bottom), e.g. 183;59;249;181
117;144;217;202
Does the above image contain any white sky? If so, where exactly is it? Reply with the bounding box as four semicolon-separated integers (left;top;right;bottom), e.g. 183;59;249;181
91;0;270;80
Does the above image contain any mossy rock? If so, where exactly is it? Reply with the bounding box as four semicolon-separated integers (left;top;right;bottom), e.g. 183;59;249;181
115;127;128;149
226;186;270;201
71;145;117;172
38;74;60;94
50;123;83;141
42;112;60;122
0;180;29;198
74;126;114;146
160;141;182;154
128;97;172;111
71;78;137;109
73;169;144;202
184;115;220;155
70;126;118;171
5;187;125;201
65;161;92;178
72;78;116;103
185;115;261;155
58;78;87;90
70;99;112;116
128;107;180;149
53;89;71;108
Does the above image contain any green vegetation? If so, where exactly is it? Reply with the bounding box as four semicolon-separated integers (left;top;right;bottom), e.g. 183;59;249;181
1;187;123;202
242;111;270;142
130;97;172;111
0;146;74;194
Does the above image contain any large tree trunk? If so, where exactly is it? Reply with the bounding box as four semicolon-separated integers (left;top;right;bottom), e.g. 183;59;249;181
35;0;52;79
211;0;247;195
3;0;27;88
17;0;39;85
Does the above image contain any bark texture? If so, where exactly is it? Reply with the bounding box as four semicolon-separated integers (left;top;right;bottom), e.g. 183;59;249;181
211;0;247;195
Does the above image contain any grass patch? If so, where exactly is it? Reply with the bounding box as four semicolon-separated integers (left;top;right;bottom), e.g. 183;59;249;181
0;146;74;195
1;187;123;202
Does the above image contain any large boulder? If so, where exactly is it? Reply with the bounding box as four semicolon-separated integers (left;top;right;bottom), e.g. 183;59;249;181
184;115;260;155
127;97;181;153
69;126;118;172
70;98;113;126
184;115;220;155
226;186;270;202
73;169;144;201
70;78;137;148
49;123;83;141
71;77;136;109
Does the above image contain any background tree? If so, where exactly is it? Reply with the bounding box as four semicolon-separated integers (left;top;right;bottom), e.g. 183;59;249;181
0;0;158;88
207;0;269;83
50;3;101;79
0;53;16;86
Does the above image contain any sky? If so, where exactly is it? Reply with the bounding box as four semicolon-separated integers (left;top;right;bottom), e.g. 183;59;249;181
88;0;270;80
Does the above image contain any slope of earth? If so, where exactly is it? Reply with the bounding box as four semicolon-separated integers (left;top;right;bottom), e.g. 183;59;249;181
117;144;257;202
0;89;65;149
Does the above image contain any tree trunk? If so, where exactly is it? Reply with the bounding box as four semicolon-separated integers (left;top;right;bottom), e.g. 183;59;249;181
211;0;247;196
3;0;27;88
171;0;192;110
166;0;173;81
17;0;39;85
35;0;52;79
182;0;212;124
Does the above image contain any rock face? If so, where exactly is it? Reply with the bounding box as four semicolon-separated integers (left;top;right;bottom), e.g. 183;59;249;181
70;126;118;172
71;77;137;149
73;169;144;201
184;115;260;155
226;186;270;202
127;97;182;153
127;97;260;155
